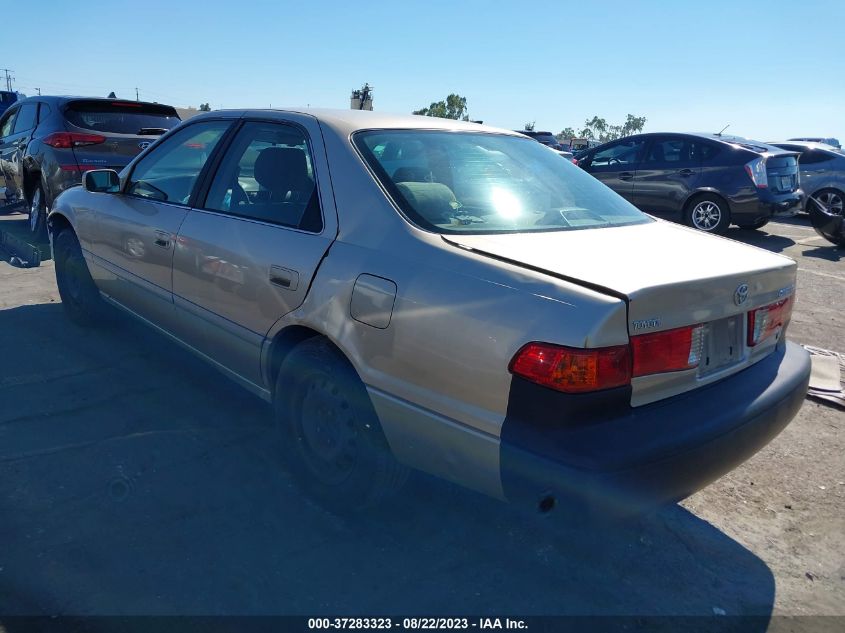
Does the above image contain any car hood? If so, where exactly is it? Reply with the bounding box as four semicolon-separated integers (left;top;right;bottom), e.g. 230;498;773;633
442;219;797;332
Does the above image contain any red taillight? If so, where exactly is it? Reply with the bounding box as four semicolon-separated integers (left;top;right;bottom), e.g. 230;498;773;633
571;158;578;165
748;297;792;346
509;342;631;393
631;324;704;377
43;132;107;149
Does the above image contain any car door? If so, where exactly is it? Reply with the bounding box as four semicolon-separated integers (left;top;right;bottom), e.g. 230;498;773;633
171;116;337;387
1;102;38;200
632;135;701;218
0;104;21;201
580;137;646;202
85;119;232;331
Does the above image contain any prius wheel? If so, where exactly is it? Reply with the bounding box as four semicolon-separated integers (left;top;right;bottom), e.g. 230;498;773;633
54;229;112;327
685;194;730;234
28;184;48;241
813;189;844;216
275;338;408;510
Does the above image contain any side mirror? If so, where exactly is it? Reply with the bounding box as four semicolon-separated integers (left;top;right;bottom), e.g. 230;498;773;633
84;169;121;193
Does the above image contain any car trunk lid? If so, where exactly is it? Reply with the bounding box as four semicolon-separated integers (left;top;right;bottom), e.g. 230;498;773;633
63;99;180;171
443;220;797;405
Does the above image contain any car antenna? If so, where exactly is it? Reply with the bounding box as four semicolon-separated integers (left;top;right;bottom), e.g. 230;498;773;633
716;124;730;136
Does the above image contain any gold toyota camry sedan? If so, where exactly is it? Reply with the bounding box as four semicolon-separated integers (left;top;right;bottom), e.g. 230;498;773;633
47;109;810;515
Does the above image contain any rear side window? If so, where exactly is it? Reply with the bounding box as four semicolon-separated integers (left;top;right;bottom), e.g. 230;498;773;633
695;141;721;162
12;103;38;134
65;100;180;135
204;121;322;232
38;102;52;123
127;120;231;205
798;150;832;165
643;138;694;164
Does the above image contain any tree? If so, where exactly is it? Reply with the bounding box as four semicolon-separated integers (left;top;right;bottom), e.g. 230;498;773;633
556;127;577;142
524;121;535;132
199;103;211;112
413;94;469;120
567;114;646;143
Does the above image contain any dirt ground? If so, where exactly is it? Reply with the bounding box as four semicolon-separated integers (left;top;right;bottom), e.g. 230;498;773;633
0;212;842;622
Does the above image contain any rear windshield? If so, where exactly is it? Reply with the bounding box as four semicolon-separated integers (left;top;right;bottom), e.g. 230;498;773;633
64;100;180;134
354;130;651;234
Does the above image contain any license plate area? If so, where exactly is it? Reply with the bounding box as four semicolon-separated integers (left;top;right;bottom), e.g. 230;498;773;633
698;315;743;377
780;175;791;190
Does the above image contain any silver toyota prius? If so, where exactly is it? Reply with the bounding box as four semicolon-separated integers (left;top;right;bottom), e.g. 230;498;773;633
47;109;810;515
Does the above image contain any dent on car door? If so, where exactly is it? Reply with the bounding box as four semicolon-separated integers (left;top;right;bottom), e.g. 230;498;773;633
85;119;232;330
171;118;337;387
632;136;701;217
584;137;645;202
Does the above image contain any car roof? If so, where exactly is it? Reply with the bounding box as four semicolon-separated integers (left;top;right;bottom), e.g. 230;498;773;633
586;131;793;155
204;107;521;138
768;140;838;151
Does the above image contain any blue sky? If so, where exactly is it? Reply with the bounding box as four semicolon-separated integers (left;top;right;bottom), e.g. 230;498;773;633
5;0;844;141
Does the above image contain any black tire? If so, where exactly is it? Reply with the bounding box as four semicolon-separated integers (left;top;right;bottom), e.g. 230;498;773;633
808;188;845;247
684;194;731;234
737;218;770;230
28;182;48;242
275;337;409;510
54;229;113;327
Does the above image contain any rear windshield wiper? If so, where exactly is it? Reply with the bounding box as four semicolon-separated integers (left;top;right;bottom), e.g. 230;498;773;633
137;127;168;136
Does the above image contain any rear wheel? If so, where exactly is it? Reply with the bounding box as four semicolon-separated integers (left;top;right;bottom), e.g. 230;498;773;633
54;229;113;326
684;194;731;234
28;182;48;241
275;338;408;510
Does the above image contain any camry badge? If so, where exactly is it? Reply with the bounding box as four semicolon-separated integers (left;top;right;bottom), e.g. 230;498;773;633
138;141;152;150
734;283;749;306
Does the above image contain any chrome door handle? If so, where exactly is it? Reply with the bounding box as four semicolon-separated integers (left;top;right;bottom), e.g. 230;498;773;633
269;265;299;291
678;168;694;177
153;230;172;249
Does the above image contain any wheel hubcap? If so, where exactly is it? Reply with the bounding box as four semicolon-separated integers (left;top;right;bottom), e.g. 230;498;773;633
817;192;844;216
692;201;722;230
298;377;357;485
30;189;41;232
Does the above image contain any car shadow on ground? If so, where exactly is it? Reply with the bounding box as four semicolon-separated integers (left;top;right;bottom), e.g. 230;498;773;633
801;245;843;262
0;214;52;262
0;303;775;623
724;227;796;253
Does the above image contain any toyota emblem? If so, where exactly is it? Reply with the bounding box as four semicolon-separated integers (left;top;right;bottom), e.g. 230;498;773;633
734;283;749;306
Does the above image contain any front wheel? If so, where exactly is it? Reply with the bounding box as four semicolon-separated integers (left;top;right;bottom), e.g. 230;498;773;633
275;338;409;510
54;229;113;326
28;182;48;241
808;188;845;247
684;194;731;234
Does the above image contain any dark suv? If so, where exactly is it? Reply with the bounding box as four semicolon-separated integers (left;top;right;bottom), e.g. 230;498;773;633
0;96;180;238
575;132;803;233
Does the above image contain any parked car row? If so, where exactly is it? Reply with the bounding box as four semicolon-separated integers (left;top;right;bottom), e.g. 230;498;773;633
573;132;804;234
46;109;810;514
0;95;180;238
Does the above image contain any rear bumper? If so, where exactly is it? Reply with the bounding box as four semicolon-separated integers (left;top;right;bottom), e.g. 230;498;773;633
500;341;810;513
731;190;803;223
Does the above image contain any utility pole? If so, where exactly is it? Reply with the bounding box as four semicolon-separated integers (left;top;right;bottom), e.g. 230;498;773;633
135;87;139;101
36;87;41;96
1;68;14;92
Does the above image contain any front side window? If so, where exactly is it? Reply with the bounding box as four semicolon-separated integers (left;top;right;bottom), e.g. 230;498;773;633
589;138;646;168
0;107;18;138
204;121;322;231
128;120;231;204
354;130;650;234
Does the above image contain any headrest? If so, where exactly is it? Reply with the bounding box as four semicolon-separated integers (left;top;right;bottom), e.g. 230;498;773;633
254;147;308;191
396;182;457;221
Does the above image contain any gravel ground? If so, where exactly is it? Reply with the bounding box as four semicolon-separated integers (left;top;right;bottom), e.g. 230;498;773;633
0;213;842;622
